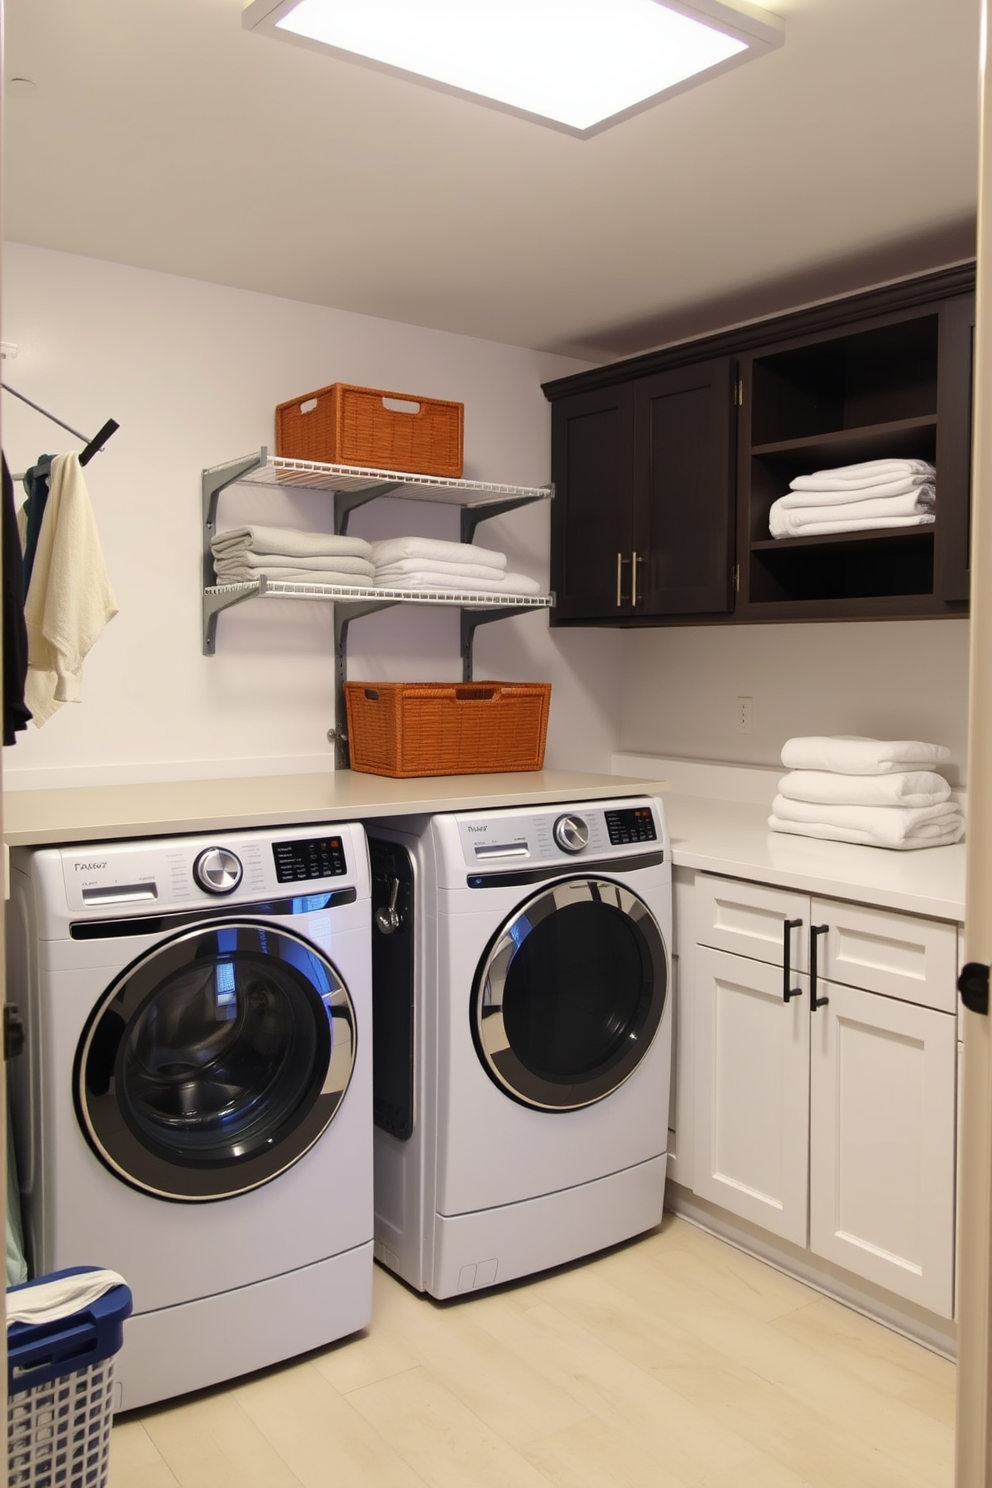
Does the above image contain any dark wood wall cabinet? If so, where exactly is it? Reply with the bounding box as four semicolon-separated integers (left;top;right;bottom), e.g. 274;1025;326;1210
543;265;975;626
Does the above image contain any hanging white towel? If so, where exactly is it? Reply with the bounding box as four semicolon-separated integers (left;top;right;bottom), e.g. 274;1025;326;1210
7;1268;128;1327
373;570;540;594
370;536;506;569
211;526;372;560
789;459;935;491
777;769;951;808
22;453;117;726
780;736;951;774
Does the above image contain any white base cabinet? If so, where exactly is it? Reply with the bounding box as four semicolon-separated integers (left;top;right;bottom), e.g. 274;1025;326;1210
692;873;958;1319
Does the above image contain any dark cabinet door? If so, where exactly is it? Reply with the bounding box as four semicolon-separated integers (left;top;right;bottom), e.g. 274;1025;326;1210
550;384;635;621
633;358;736;616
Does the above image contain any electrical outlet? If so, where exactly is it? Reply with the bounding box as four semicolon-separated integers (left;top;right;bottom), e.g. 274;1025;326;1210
736;696;752;734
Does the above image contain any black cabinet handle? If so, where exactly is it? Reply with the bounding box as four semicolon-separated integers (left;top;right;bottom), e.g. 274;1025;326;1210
783;918;803;1002
810;924;829;1010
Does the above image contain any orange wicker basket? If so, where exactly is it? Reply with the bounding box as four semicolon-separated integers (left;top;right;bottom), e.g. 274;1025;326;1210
344;681;550;778
275;383;464;478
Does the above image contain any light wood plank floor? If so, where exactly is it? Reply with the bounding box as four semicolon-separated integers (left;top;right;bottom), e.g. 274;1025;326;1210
110;1215;955;1488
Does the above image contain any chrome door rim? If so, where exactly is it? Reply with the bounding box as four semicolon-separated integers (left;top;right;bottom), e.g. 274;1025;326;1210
472;876;667;1112
75;919;357;1202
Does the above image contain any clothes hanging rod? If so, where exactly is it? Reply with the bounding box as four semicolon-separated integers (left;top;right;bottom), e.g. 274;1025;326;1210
1;382;120;468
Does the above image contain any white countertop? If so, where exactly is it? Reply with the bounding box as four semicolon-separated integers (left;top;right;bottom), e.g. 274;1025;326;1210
664;793;966;922
1;768;670;849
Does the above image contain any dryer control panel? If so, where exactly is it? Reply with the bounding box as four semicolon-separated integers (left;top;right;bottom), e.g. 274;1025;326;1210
452;797;665;874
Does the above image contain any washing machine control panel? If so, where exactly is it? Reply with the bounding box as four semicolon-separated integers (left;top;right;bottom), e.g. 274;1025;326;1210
604;806;658;846
193;847;244;895
272;835;348;883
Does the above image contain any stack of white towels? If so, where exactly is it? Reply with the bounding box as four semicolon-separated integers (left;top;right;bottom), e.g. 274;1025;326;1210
370;537;540;595
212;525;375;587
768;458;936;539
770;737;964;850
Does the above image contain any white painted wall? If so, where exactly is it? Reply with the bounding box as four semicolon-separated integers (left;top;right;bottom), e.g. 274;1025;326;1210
1;243;623;789
617;618;971;786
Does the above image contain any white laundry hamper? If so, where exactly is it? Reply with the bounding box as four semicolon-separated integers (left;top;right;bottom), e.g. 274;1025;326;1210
7;1266;132;1488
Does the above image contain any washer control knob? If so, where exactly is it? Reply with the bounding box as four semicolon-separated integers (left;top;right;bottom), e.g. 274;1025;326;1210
553;814;589;854
193;847;243;895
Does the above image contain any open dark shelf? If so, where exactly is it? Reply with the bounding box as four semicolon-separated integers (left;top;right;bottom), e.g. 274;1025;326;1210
751;524;935;553
750;415;937;465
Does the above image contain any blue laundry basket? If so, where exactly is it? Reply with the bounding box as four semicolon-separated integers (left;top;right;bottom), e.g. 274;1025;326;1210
7;1266;132;1488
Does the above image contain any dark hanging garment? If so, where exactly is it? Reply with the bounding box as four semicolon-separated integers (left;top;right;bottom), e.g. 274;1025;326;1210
3;454;32;744
20;455;53;593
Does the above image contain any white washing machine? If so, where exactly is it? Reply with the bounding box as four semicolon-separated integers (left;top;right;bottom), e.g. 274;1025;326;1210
369;796;672;1299
6;823;373;1411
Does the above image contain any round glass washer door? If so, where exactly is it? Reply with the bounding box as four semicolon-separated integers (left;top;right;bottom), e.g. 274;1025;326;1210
472;877;668;1112
75;920;357;1202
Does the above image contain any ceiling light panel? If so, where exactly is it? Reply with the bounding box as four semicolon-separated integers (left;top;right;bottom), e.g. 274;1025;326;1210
243;0;784;137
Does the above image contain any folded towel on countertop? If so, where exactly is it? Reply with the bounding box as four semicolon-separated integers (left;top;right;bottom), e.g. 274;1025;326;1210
373;555;507;582
781;736;951;774
769;489;935;538
213;566;373;587
212;526;373;560
214;552;375;577
7;1268;129;1327
789;459;935;492
374;570;541;595
370;536;506;569
777;769;951;808
768;815;963;850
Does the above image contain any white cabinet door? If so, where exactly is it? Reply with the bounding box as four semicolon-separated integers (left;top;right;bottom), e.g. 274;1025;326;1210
694;946;810;1246
809;981;957;1317
695;875;809;972
811;897;957;1013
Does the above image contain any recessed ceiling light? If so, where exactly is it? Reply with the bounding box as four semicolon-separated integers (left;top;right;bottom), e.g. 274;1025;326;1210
242;0;783;137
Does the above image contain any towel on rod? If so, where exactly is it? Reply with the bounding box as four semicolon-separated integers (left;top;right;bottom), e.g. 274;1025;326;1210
211;526;372;560
777;769;951;808
789;459;935;492
23;452;117;726
373;556;507;582
374;570;541;594
769;795;964;850
370;536;507;569
781;736;951;774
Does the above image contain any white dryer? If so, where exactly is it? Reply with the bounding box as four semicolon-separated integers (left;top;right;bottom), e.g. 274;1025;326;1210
369;796;672;1299
7;823;373;1411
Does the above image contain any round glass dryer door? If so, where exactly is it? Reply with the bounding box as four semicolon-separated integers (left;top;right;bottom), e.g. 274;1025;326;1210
472;877;667;1111
75;921;357;1201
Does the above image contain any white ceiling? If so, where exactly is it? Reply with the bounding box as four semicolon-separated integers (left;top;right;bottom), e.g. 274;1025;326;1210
3;0;981;360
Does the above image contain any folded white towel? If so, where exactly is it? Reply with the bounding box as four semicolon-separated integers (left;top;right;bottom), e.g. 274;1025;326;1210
768;815;963;851
212;526;372;560
373;570;541;595
374;556;507;582
370;536;506;569
214;566;373;587
789;459;935;492
777;769;951;808
771;794;963;847
214;552;375;577
7;1268;128;1327
774;513;935;538
781;736;951;774
769;489;935;538
776;477;935;511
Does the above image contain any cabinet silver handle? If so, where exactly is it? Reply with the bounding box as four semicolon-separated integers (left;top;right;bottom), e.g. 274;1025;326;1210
616;552;631;607
632;551;643;607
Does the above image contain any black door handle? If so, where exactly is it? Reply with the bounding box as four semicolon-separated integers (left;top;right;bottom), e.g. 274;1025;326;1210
810;924;829;1010
783;918;803;1002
